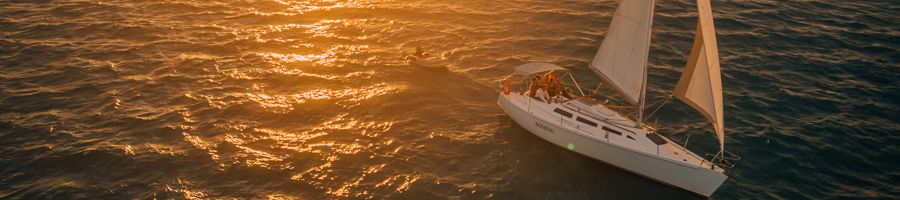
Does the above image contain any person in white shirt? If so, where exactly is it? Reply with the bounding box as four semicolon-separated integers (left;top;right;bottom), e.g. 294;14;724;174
535;87;550;103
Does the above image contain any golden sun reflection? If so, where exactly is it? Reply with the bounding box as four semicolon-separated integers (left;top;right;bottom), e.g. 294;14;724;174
375;175;420;194
261;52;335;63
233;145;286;169
239;83;406;112
189;82;404;113
268;0;370;15
255;44;370;66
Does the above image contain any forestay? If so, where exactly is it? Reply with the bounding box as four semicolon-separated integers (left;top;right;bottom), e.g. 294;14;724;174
673;0;725;152
590;0;656;104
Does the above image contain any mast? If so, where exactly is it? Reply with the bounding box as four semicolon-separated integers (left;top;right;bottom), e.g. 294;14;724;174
637;0;656;128
637;65;647;128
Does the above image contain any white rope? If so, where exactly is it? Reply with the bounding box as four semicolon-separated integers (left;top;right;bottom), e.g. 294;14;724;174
644;95;673;120
644;94;670;108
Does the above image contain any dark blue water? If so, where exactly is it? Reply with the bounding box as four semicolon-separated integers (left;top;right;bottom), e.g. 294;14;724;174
1;0;898;199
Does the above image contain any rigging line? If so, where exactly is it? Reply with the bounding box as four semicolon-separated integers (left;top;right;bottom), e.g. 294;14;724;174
639;95;671;112
643;96;667;108
619;95;671;119
644;95;674;120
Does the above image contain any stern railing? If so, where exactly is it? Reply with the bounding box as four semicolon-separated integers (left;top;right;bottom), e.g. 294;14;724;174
702;151;741;175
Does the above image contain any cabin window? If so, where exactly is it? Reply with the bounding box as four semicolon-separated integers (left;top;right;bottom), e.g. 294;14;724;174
627;135;635;140
602;126;622;135
553;108;573;118
575;117;598;127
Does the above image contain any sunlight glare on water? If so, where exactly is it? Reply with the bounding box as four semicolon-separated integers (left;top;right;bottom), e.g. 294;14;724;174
0;0;898;199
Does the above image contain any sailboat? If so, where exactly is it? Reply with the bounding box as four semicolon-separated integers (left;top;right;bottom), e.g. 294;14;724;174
497;0;739;197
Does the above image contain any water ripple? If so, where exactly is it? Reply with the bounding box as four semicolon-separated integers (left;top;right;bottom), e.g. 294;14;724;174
1;0;898;199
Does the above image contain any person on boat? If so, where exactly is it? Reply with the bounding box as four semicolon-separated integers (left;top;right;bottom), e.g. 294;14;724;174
562;87;576;100
526;75;543;97
544;73;561;102
535;86;550;103
553;84;565;101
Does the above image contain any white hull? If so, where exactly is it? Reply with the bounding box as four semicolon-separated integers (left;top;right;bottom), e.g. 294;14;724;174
498;93;727;196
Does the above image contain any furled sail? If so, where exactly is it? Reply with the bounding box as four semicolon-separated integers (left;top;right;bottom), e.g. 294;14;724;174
673;0;725;152
590;0;656;104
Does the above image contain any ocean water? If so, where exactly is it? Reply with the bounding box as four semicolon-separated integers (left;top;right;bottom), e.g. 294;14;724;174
1;0;898;199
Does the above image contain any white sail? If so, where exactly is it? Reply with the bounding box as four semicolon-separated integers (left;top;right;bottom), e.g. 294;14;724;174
590;0;656;104
673;0;725;152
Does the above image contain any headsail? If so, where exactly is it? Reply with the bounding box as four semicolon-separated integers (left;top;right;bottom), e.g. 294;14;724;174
590;0;656;104
673;0;725;152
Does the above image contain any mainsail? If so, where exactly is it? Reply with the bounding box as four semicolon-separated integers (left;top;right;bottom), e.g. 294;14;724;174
673;0;725;152
590;0;656;104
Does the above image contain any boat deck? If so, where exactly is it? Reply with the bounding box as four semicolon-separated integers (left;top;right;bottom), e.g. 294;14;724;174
559;97;724;173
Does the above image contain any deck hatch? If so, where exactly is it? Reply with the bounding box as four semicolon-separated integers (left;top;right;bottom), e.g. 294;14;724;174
646;132;668;145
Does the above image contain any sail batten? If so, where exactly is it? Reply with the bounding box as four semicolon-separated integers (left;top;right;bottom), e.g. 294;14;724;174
673;0;725;152
590;0;655;104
